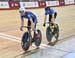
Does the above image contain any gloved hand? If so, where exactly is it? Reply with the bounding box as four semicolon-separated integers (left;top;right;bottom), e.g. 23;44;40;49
43;23;46;27
20;26;23;31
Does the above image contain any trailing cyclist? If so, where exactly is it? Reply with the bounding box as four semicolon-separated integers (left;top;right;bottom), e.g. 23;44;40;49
43;7;58;45
43;6;57;26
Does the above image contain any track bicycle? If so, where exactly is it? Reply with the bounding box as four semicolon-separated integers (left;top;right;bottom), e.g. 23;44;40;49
46;22;59;45
21;26;42;51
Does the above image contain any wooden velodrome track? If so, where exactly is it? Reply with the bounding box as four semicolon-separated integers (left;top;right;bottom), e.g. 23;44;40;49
0;5;75;58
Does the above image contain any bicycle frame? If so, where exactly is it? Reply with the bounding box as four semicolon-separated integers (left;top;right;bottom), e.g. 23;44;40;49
46;22;55;32
23;26;32;42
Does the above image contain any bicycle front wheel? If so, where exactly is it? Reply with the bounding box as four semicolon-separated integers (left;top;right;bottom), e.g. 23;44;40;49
46;26;53;42
21;32;31;51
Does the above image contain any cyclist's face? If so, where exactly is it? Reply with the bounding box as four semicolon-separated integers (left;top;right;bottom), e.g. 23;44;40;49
19;11;25;16
46;10;49;13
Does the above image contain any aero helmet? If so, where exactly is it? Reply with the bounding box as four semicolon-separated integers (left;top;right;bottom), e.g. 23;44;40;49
19;7;25;13
45;7;50;11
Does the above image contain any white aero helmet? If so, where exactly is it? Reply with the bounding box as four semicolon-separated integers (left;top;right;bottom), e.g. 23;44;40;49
19;7;25;13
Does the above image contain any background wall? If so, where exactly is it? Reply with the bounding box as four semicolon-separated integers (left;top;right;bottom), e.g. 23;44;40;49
0;0;75;10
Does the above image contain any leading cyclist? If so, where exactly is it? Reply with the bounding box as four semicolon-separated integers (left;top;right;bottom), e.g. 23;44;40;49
19;7;39;39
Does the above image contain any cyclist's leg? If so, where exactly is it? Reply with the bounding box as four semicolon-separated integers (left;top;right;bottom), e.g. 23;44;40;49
49;14;54;26
27;20;31;26
30;18;36;43
31;23;36;43
54;12;57;19
49;14;52;24
32;16;37;33
27;20;31;30
33;18;40;38
50;12;57;31
54;12;58;28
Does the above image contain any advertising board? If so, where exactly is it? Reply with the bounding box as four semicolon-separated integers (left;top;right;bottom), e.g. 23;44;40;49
46;1;59;6
0;2;9;8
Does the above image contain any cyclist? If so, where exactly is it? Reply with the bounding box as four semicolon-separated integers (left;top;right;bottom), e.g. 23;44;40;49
43;7;57;26
19;7;39;40
43;7;58;45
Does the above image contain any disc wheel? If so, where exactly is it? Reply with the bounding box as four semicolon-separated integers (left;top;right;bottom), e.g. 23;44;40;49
34;30;42;46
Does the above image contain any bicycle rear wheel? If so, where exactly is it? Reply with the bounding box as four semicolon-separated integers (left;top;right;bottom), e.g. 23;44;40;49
21;32;31;51
34;30;42;46
54;24;59;41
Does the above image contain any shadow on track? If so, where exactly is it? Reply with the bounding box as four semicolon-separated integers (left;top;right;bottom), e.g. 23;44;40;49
13;48;43;58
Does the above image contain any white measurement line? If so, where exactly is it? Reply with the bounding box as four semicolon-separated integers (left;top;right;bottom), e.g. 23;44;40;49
0;33;47;49
0;33;21;43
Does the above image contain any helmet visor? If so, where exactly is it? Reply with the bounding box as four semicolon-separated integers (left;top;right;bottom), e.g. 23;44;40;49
19;10;24;13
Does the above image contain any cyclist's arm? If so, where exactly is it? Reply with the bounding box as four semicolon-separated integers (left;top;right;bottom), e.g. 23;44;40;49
21;17;24;27
44;12;48;24
44;15;47;23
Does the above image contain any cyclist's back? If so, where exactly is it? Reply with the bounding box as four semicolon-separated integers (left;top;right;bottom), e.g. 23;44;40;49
45;8;56;15
21;11;37;24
